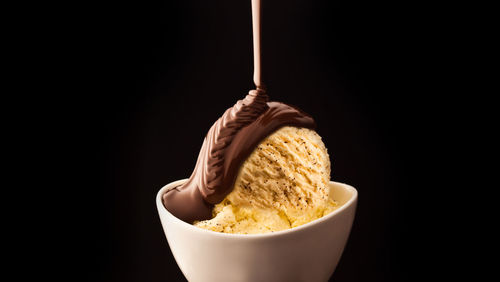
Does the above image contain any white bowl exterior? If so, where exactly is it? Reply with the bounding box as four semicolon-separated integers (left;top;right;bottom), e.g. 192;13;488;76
157;180;357;282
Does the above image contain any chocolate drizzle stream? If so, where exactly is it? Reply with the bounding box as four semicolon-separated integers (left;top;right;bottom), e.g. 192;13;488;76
162;89;316;223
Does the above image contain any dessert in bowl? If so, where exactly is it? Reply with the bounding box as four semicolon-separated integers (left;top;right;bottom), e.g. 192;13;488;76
157;179;357;282
156;1;357;280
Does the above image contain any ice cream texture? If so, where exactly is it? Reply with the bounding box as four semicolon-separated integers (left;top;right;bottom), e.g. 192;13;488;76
194;126;337;234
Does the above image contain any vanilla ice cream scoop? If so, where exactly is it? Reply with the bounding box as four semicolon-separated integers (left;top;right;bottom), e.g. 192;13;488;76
162;89;318;224
194;126;337;234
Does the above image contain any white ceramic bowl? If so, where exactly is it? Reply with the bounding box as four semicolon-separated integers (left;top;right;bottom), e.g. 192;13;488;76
156;179;357;282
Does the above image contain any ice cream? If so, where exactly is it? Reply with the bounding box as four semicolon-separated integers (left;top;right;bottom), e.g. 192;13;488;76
162;88;338;234
161;0;338;234
194;126;337;234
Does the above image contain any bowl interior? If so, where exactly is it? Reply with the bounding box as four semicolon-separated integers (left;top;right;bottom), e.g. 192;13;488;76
157;180;357;236
329;182;356;206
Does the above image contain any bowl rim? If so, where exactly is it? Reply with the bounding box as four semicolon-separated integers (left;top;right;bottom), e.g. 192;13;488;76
156;179;357;239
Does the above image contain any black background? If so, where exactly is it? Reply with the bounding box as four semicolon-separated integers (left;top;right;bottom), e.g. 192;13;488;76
21;0;477;281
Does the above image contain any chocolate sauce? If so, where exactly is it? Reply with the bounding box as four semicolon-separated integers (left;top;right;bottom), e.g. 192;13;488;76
162;0;315;223
162;89;315;223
